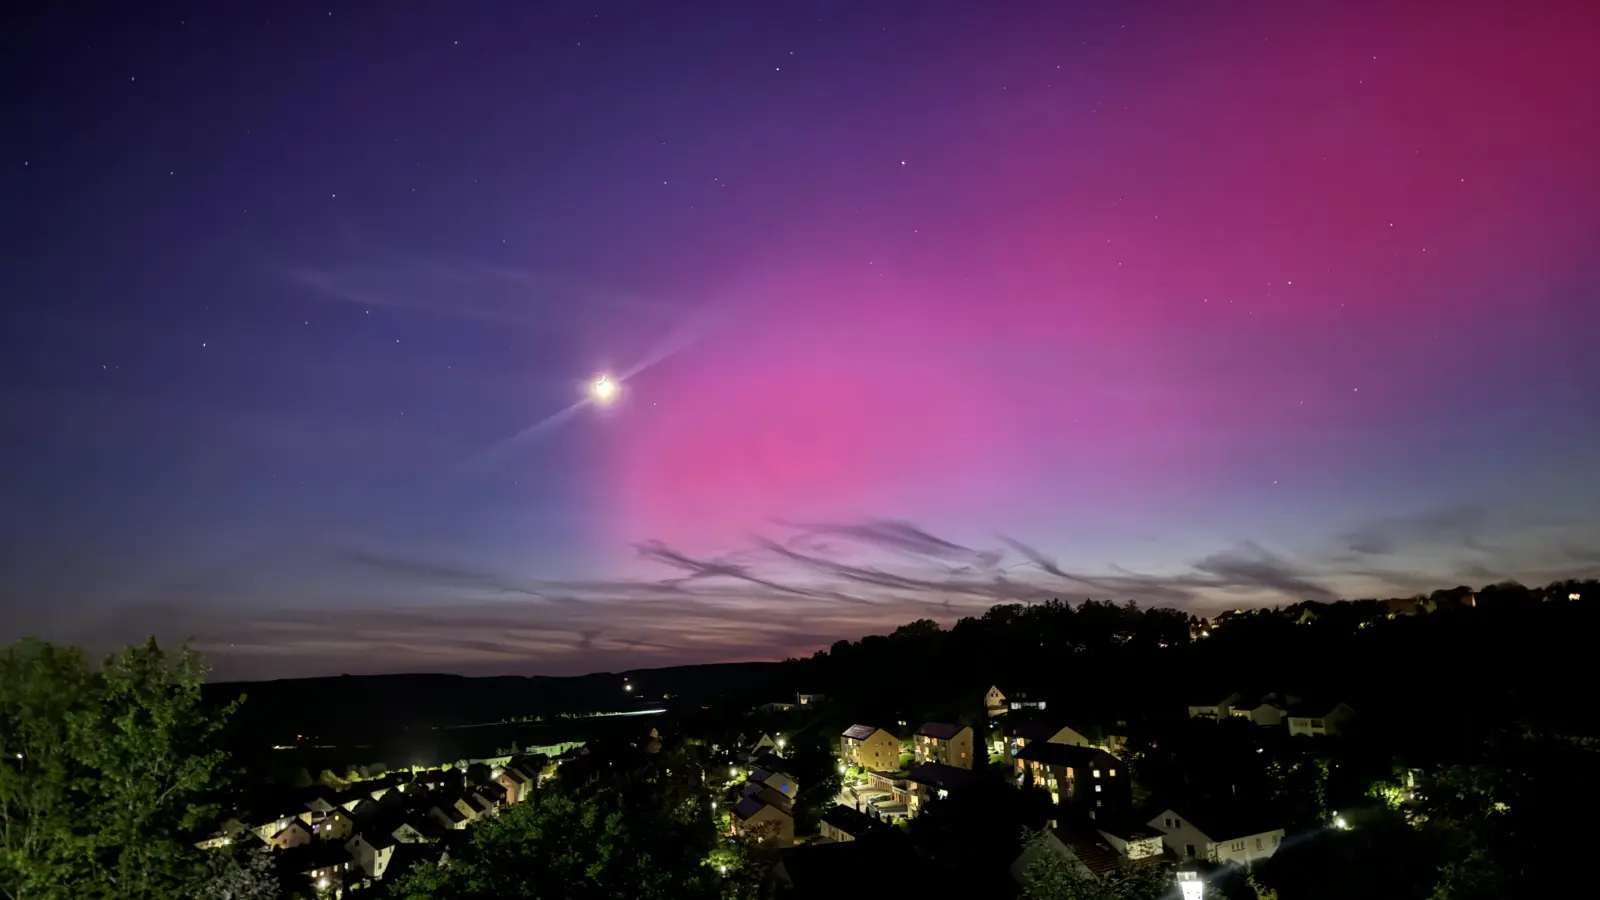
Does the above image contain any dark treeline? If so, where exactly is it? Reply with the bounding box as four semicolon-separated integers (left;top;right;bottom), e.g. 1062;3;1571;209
745;580;1599;745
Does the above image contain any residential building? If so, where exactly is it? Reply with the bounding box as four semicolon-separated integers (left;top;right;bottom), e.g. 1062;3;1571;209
428;803;469;831
905;762;981;817
310;806;355;841
282;843;355;895
1148;806;1284;866
1007;720;1098;756
746;733;778;757
1228;697;1289;727
1014;742;1128;814
1287;702;1357;737
839;724;900;771
913;722;975;769
855;771;911;820
1003;687;1049;713
266;818;314;850
346;830;397;879
986;685;1010;717
731;788;795;847
819;804;892;843
743;767;799;808
390;822;428;844
1094;821;1166;860
1188;692;1242;720
1010;826;1165;885
493;764;531;805
796;693;827;708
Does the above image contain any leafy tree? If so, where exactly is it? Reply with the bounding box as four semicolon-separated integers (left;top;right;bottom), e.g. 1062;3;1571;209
1019;830;1168;900
0;638;239;900
191;847;280;900
387;787;726;900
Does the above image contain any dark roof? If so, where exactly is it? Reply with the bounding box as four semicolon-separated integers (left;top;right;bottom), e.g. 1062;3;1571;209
732;796;766;821
1157;803;1280;842
906;762;981;789
841;724;881;740
1095;819;1163;843
353;829;396;851
778;839;932;896
498;767;527;784
915;722;967;740
1054;828;1165;878
431;804;467;823
1015;742;1112;768
820;804;890;838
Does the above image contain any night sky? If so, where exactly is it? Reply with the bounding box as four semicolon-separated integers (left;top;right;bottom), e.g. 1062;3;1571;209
4;1;1598;680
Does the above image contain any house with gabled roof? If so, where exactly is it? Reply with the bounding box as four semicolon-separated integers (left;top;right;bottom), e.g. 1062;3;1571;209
732;788;795;847
913;722;975;769
839;724;899;771
1148;804;1284;866
1188;691;1242;720
265;817;314;850
1287;701;1356;737
345;829;397;879
743;767;799;807
1010;825;1166;886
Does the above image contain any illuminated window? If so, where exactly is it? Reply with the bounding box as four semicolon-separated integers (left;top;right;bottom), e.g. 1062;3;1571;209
1095;784;1102;792
1093;769;1101;778
1109;769;1117;777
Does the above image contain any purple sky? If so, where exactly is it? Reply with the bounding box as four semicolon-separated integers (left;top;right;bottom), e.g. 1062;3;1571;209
3;0;1598;679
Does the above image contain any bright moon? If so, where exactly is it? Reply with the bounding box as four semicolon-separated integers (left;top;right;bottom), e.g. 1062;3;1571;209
591;375;618;404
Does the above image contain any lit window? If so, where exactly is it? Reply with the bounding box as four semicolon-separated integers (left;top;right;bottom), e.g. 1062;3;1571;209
1093;769;1101;778
1095;784;1102;792
1109;769;1117;777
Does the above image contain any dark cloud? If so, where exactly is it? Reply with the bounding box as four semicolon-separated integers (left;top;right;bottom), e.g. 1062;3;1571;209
1339;505;1492;557
632;540;815;597
331;547;546;598
1192;542;1339;602
777;518;1001;568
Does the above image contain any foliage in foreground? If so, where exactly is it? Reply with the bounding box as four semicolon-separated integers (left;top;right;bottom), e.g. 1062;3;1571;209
386;788;739;900
1018;829;1168;900
0;638;244;900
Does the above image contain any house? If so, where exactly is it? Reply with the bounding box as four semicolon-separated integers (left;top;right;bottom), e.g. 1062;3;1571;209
428;803;470;831
743;767;799;807
731;788;795;847
905;762;981;817
281;842;355;894
1094;820;1167;861
390;822;429;844
1148;806;1284;866
758;701;797;713
310;806;355;841
913;722;975;769
1010;825;1165;885
493;764;531;805
1014;742;1128;814
986;685;1010;717
796;693;827;708
839;724;900;771
747;733;779;757
345;830;397;879
1287;702;1357;737
1228;697;1289;727
854;771;911;821
265;818;314;850
1001;687;1049;713
819;803;892;842
1006;720;1102;756
1188;692;1242;720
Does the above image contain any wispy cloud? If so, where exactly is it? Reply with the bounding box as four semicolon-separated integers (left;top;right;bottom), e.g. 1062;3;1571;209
31;514;1599;679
